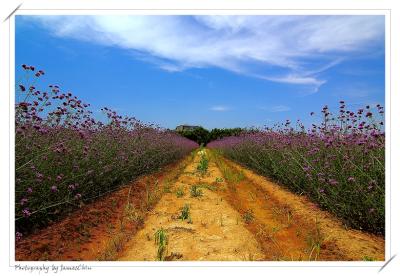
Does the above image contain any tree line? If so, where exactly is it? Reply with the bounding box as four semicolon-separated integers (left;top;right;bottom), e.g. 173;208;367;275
176;127;245;146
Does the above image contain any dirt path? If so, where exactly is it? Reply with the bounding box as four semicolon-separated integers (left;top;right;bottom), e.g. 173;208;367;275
118;151;265;261
118;149;385;261
16;149;384;261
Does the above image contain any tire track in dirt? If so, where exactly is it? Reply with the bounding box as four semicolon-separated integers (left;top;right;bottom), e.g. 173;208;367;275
212;153;311;260
215;152;385;261
118;151;265;261
18;148;384;261
118;149;385;261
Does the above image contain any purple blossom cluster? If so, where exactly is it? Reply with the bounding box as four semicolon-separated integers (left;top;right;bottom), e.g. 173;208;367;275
208;102;384;234
15;65;197;236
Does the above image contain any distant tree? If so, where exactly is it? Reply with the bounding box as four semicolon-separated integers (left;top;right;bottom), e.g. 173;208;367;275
179;127;210;146
209;128;243;141
176;126;245;145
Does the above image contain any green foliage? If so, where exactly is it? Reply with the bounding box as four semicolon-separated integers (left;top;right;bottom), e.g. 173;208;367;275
307;218;323;261
197;152;209;175
154;228;168;261
362;256;376;261
178;204;191;221
242;209;254;224
176;127;245;145
214;156;244;190
208;128;244;142
197;182;217;191
176;186;185;198
190;185;203;198
177;127;210;145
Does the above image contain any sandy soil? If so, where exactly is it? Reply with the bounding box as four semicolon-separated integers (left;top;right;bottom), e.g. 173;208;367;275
118;152;264;261
118;149;384;261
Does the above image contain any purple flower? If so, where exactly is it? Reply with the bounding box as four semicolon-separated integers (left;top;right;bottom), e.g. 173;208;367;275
56;175;62;181
328;179;338;186
27;187;33;193
20;198;28;206
22;208;31;218
68;184;76;191
16;232;23;242
51;185;58;192
74;193;82;200
347;177;355;183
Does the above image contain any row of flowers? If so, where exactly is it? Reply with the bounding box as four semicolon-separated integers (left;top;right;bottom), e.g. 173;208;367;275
208;102;385;235
15;65;198;238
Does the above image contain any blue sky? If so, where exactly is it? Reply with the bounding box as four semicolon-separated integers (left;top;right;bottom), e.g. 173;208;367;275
15;15;385;130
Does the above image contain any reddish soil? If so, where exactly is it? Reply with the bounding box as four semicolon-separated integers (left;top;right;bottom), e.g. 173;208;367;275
219;154;384;261
15;156;192;261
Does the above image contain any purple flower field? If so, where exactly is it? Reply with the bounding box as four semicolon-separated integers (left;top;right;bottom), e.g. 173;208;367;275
15;65;197;234
14;64;385;240
208;102;385;234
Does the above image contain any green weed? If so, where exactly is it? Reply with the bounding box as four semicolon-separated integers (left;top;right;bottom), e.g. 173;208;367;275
197;153;209;175
178;204;191;221
190;185;203;198
362;256;376;261
154;228;168;261
176;186;185;198
242;209;255;224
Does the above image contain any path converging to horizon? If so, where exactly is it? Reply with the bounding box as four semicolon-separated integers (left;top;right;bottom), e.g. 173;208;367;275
117;149;384;261
16;149;384;261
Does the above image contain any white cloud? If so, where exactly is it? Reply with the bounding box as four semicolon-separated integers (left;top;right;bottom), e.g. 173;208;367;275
260;75;326;86
259;105;291;112
27;15;384;90
210;105;230;112
270;105;291;112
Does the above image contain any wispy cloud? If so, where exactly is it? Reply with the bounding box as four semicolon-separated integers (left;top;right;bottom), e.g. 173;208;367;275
259;105;291;112
26;15;384;91
210;105;230;112
259;75;326;86
270;105;291;112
